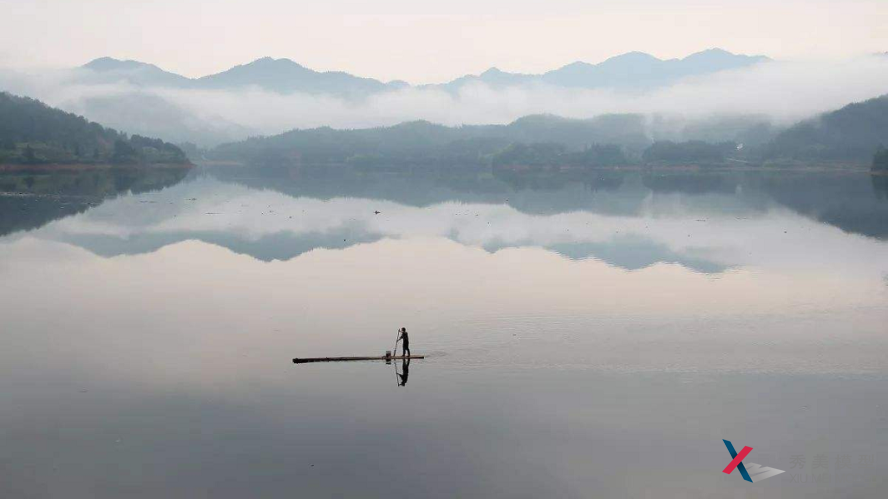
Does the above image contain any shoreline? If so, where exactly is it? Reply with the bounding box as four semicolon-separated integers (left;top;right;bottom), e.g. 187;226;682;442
194;160;880;175
0;162;193;173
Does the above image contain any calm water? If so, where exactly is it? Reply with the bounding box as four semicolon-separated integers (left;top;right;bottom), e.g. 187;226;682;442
1;169;887;498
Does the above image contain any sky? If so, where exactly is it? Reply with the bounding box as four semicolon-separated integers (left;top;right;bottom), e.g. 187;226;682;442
1;0;886;83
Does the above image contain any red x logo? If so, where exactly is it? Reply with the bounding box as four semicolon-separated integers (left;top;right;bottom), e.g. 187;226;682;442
722;440;753;482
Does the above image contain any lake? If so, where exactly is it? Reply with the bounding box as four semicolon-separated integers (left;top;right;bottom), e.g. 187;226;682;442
1;168;887;498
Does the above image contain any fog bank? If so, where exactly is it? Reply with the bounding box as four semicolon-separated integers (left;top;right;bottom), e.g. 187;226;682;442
2;57;887;146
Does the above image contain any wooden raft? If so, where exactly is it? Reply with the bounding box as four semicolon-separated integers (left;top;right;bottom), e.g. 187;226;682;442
293;355;425;364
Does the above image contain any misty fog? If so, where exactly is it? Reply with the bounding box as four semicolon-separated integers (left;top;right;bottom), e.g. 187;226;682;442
2;56;888;146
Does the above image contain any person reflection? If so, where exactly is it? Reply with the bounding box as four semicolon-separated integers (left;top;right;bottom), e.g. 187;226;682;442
396;357;410;387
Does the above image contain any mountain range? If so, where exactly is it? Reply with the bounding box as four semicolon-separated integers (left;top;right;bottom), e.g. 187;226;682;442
433;49;769;93
207;92;888;168
78;48;769;97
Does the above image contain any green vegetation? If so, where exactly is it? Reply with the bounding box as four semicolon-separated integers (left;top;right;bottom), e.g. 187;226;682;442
209;117;760;172
874;148;888;172
199;94;888;172
207;115;649;170
642;141;738;164
492;143;627;170
763;95;888;164
0;92;189;166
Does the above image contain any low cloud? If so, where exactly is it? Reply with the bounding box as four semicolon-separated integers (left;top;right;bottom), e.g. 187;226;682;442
2;56;888;145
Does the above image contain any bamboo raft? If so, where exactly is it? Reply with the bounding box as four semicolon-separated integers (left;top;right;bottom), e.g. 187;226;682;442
293;354;425;364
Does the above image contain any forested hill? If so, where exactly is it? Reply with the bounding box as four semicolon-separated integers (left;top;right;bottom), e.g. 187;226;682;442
207;114;650;168
203;95;888;171
764;95;888;163
0;92;190;167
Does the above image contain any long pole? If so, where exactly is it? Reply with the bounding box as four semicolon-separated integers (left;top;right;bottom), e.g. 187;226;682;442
393;329;399;385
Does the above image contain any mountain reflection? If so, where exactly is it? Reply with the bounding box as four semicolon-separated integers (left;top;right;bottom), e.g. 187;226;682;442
2;168;887;275
0;168;190;237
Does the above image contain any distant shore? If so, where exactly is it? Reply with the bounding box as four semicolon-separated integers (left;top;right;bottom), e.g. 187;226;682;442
0;162;193;173
194;160;877;175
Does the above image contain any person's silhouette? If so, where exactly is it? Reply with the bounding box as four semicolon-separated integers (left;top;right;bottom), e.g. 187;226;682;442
396;327;410;357
397;357;410;386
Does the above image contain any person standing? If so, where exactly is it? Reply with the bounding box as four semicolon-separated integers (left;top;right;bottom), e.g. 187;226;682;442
396;327;410;357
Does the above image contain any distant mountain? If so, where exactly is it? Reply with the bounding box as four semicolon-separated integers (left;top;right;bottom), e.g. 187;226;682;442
205;111;786;170
63;91;254;147
78;57;192;88
545;49;768;89
764;94;888;163
54;49;776;148
437;48;770;92
79;48;770;98
0;91;189;167
206;113;653;169
196;57;397;97
81;56;398;97
433;67;537;92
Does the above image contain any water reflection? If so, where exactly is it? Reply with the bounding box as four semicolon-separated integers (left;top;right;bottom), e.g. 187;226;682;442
396;358;410;387
1;167;887;498
0;168;189;237
4;169;887;276
3;167;883;376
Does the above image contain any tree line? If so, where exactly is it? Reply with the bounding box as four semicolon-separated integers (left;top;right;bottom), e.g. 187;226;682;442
0;92;189;166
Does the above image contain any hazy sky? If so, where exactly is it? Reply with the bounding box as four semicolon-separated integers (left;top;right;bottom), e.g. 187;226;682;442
1;0;885;83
